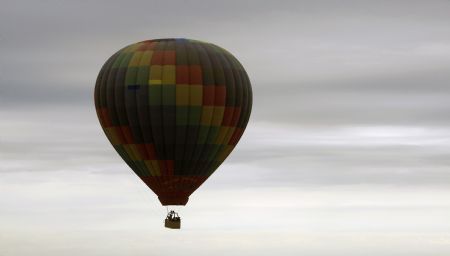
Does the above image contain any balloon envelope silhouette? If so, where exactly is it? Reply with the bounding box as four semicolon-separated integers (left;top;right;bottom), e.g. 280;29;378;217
94;38;252;205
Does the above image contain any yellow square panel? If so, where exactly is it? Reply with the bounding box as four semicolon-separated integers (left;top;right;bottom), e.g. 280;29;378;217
176;84;189;106
123;144;139;161
211;107;225;126
190;85;203;106
201;106;214;125
123;43;141;53
149;65;162;84
215;126;230;144
162;65;175;84
217;145;234;162
129;51;144;67
139;50;153;66
223;127;236;144
105;127;120;145
130;144;143;160
145;160;161;176
143;161;154;176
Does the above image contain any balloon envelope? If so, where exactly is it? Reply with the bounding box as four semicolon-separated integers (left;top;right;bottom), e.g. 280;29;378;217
94;38;252;205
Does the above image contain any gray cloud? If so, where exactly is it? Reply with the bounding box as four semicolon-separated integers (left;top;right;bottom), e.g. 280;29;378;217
1;0;450;255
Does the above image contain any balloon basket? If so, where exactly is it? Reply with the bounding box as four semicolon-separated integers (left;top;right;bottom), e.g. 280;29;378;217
165;219;181;229
165;210;181;229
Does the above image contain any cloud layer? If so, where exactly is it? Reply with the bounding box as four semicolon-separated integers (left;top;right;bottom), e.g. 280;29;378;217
1;0;450;255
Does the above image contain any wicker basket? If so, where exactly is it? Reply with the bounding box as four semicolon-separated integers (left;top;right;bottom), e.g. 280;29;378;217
165;219;181;229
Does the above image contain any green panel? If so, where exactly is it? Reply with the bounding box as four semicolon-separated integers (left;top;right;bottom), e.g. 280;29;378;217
175;41;188;65
207;144;222;161
125;67;139;85
205;126;220;144
148;85;162;105
162;84;176;105
197;126;210;144
134;160;152;177
186;42;200;65
188;106;201;125
118;52;133;68
136;64;149;85
176;106;189;125
111;52;126;68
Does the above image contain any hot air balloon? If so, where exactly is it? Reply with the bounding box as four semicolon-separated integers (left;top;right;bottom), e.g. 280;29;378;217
94;38;252;228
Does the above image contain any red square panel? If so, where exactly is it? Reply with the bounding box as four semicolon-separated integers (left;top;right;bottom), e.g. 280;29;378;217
147;42;157;50
135;144;149;159
215;86;226;106
138;41;156;51
137;41;155;51
189;65;202;84
163;51;176;65
176;65;189;84
222;107;234;126
120;126;134;144
158;160;168;176
166;160;174;176
97;108;112;127
203;86;215;105
230;107;241;126
112;127;127;144
229;128;243;145
151;51;164;65
145;144;157;160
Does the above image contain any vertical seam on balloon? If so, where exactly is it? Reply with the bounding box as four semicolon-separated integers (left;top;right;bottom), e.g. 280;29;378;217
237;68;249;129
242;68;253;130
198;45;235;176
107;46;140;174
235;62;252;147
94;61;104;110
135;46;156;176
144;41;161;175
108;50;129;144
118;48;144;175
195;44;226;176
233;69;251;155
129;46;151;176
140;48;159;176
95;52;116;117
150;41;164;194
119;45;149;176
229;55;245;130
213;52;245;171
149;40;167;177
164;41;176;176
96;52;119;139
159;41;169;173
156;41;168;200
147;40;164;197
182;41;201;176
177;40;189;176
119;51;139;163
221;53;242;144
105;54;125;156
200;48;239;175
139;46;161;176
190;42;216;176
232;57;247;146
184;41;205;176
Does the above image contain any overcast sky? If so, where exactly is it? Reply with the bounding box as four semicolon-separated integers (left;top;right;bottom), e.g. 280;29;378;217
1;0;450;255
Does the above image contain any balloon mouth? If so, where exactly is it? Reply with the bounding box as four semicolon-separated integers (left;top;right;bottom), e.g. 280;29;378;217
158;196;189;206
